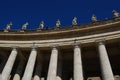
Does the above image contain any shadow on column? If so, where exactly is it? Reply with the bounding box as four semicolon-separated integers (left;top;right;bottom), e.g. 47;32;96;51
82;46;101;80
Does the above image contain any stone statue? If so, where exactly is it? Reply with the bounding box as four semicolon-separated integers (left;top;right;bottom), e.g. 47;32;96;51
22;22;29;31
5;22;12;31
39;21;44;30
56;19;61;28
72;17;77;25
92;14;97;22
112;10;120;18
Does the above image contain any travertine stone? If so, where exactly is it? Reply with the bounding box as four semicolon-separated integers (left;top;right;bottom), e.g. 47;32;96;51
13;74;20;80
74;45;83;80
70;78;73;80
56;76;62;80
33;75;40;80
98;42;114;80
0;59;7;73
41;77;45;80
13;59;26;80
2;48;17;80
34;57;42;78
72;17;77;25
114;75;120;80
47;47;58;80
87;77;101;80
0;74;1;80
22;48;37;80
57;53;62;78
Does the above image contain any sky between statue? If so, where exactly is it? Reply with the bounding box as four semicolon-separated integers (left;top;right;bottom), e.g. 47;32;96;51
0;0;120;30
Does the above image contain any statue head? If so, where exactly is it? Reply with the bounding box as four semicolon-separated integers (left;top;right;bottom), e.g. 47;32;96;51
5;22;12;31
112;10;119;18
39;21;44;29
25;22;29;25
92;14;97;22
112;10;117;13
22;22;29;30
56;19;61;28
74;17;77;20
9;22;12;26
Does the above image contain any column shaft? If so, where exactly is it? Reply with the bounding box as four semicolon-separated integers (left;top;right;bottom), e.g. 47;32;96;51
0;59;7;73
22;48;37;80
33;59;42;80
33;75;40;80
13;60;26;80
57;55;62;80
98;42;114;80
74;45;83;80
13;74;20;80
2;48;18;80
47;47;58;80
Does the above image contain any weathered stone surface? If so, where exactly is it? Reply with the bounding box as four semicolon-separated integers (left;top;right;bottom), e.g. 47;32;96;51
2;48;17;80
74;45;83;80
47;47;58;80
98;42;114;80
87;77;101;80
22;48;37;80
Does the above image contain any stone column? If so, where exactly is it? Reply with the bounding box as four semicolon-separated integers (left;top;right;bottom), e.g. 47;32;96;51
13;60;26;80
22;47;37;80
74;45;84;80
97;41;114;80
0;74;1;80
33;56;42;80
57;52;62;80
0;59;7;73
47;47;58;80
2;47;18;80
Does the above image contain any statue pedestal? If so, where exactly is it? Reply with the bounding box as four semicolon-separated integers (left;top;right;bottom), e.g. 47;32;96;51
20;30;25;32
37;29;42;32
4;30;9;32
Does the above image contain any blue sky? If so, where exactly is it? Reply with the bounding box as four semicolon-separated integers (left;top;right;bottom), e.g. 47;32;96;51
0;0;120;30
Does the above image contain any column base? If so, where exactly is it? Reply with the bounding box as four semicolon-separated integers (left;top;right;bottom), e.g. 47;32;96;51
33;75;40;80
41;77;45;80
0;74;1;80
13;74;20;80
56;76;62;80
70;78;73;80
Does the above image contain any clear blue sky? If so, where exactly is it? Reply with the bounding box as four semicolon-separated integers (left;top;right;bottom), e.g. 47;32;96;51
0;0;120;30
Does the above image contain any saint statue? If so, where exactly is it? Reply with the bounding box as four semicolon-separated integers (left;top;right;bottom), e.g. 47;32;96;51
39;21;44;30
91;14;97;22
56;19;61;28
22;22;29;31
112;10;120;18
5;22;12;31
72;17;77;25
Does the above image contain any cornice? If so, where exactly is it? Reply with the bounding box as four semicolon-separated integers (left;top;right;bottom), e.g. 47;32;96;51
0;29;120;48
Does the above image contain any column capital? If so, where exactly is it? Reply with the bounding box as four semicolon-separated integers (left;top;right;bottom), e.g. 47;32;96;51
50;44;59;49
11;46;18;50
72;42;81;48
32;46;38;49
72;39;81;46
31;42;38;49
95;39;105;45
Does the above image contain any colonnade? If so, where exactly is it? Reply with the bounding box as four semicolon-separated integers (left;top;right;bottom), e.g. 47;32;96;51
1;40;115;80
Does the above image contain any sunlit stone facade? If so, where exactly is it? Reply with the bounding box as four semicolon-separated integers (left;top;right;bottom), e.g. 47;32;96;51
0;17;120;80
